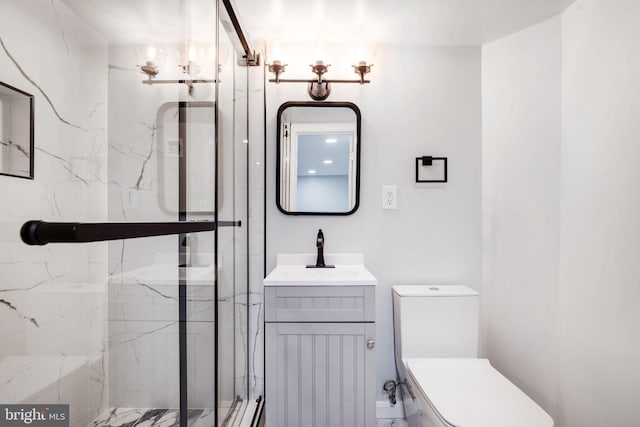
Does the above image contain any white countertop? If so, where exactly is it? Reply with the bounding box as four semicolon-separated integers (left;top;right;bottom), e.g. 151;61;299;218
264;254;377;287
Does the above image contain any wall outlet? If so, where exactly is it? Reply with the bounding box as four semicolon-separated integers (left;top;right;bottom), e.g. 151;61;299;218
382;186;397;209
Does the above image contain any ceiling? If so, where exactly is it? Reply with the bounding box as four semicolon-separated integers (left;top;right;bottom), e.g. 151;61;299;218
60;0;574;47
297;134;351;176
61;0;217;45
233;0;575;46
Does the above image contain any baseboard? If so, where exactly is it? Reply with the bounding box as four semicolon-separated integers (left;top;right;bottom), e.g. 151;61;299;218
376;400;405;419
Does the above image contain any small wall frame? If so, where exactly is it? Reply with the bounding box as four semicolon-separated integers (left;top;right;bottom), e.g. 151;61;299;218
415;156;447;183
0;81;34;180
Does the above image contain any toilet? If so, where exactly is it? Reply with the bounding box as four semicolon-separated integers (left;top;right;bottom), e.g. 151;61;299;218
392;285;554;427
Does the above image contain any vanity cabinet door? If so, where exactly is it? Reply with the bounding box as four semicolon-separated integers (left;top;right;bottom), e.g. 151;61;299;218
265;322;376;427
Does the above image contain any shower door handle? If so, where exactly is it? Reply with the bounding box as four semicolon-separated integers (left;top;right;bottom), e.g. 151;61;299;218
20;219;241;246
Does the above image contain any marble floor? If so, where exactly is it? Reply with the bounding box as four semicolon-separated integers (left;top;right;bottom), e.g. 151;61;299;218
89;408;214;427
376;420;409;427
90;407;408;427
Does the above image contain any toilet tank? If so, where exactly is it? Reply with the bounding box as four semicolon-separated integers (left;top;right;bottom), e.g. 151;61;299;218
392;285;479;361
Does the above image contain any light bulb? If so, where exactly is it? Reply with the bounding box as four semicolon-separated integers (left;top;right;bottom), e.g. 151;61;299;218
147;46;157;61
188;46;197;62
272;42;284;62
315;44;325;63
356;44;368;63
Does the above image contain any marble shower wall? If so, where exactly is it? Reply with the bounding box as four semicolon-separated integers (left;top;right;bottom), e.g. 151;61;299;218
247;57;266;401
105;22;250;410
217;31;250;409
107;43;218;410
0;2;109;427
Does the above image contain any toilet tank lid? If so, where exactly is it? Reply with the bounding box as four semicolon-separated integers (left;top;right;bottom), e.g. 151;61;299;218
392;285;479;297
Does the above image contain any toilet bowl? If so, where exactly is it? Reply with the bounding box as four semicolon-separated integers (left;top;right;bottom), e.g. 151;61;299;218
392;285;553;427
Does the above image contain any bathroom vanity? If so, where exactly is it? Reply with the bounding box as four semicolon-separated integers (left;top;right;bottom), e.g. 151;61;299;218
264;254;377;427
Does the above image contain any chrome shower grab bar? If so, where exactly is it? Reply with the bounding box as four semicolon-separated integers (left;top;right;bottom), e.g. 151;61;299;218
20;220;241;245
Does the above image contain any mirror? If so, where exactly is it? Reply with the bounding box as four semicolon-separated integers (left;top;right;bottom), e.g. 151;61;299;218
0;82;34;180
277;102;361;215
157;101;216;215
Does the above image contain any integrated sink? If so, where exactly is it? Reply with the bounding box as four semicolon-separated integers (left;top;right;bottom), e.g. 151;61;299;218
264;254;377;286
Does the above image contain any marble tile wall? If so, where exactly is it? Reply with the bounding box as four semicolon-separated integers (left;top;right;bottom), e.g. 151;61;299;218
106;44;182;410
0;1;109;426
246;58;266;400
227;46;250;403
1;2;256;424
217;31;248;408
106;42;218;409
106;25;248;412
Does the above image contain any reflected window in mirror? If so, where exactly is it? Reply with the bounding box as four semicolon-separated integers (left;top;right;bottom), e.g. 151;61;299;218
277;102;361;215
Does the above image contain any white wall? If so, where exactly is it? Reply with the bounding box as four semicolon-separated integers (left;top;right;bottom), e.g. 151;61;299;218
296;175;349;212
558;1;640;425
482;1;640;426
481;15;562;416
264;45;482;402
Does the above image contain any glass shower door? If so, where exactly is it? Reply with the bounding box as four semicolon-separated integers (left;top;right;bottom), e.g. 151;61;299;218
104;1;222;425
0;0;249;426
214;24;249;425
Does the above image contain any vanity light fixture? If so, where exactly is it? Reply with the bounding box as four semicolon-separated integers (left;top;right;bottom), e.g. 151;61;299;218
267;57;373;101
138;46;162;79
268;60;287;83
353;61;372;84
139;61;160;79
325;138;338;143
138;44;216;96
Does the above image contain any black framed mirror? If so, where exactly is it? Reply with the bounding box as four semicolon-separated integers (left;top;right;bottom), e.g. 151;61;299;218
276;101;361;215
0;82;34;180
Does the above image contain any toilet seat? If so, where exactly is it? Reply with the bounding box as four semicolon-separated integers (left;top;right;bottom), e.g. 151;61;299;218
405;358;554;427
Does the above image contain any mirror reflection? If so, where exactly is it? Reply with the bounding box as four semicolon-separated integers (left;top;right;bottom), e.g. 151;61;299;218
157;101;216;215
277;102;360;215
0;82;34;179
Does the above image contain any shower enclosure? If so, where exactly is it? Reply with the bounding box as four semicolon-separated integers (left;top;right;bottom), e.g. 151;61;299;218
0;0;257;426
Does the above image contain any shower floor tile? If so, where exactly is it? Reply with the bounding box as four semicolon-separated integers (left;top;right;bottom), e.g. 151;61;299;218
375;420;409;427
89;408;208;427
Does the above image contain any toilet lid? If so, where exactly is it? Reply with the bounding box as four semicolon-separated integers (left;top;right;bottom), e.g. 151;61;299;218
405;358;554;427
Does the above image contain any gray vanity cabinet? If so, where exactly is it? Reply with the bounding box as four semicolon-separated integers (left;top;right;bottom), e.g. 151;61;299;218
265;285;376;427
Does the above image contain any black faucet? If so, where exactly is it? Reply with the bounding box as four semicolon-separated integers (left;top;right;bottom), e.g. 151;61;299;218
306;229;335;268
